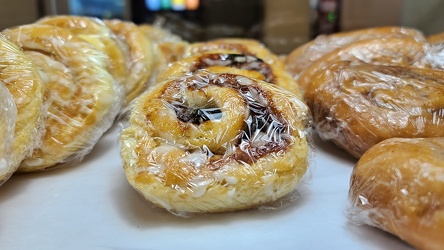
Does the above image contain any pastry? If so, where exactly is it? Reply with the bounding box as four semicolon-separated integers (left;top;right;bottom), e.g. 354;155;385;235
120;70;310;214
0;80;17;185
37;15;129;85
285;26;425;79
3;24;122;171
104;19;155;104
304;61;444;158
0;34;46;173
428;32;444;44
297;37;427;92
349;137;444;250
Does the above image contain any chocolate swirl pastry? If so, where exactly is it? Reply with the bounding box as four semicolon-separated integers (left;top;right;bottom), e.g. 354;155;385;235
120;71;310;214
304;61;444;158
349;137;444;250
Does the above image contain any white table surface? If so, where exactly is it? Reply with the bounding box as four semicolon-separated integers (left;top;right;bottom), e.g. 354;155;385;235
0;123;414;250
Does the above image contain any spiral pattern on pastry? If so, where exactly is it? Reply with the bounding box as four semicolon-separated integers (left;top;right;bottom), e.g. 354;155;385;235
304;61;444;158
120;71;310;214
349;137;444;250
0;34;45;173
104;19;155;104
0;80;17;185
285;26;425;79
37;15;128;85
3;24;122;171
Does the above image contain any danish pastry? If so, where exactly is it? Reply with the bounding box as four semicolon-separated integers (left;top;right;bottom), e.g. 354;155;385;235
304;61;444;158
0;34;45;173
285;26;425;79
3;24;122;171
349;137;444;250
0;81;17;185
37;15;128;85
120;71;310;214
104;19;155;104
297;37;427;92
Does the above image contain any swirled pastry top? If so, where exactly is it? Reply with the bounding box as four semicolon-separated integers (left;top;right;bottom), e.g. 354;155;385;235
0;80;17;185
3;24;121;171
304;61;444;158
120;71;310;214
349;137;444;250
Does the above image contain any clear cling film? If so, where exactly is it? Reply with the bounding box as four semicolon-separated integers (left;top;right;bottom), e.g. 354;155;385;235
0;81;17;185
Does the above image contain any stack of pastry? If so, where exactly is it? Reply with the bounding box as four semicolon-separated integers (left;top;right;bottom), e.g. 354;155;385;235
120;38;311;215
285;26;444;249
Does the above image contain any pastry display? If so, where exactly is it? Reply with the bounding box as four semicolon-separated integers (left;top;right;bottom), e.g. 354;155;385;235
0;34;46;173
3;24;122;171
304;61;444;158
349;137;444;250
0;81;17;185
285;26;425;79
120;70;310;214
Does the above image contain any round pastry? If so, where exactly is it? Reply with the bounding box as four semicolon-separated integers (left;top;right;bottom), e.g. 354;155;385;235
349;137;444;250
304;61;444;158
0;34;45;173
297;37;427;92
285;26;425;79
3;24;122;171
0;81;17;185
120;71;310;214
104;19;155;104
37;15;128;85
156;52;302;96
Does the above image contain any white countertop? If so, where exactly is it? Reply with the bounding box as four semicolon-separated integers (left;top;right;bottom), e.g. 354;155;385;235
0;124;413;250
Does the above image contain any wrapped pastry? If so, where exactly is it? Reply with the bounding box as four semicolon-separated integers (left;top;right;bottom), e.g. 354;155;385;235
285;26;425;79
3;24;123;171
304;61;444;158
120;70;311;215
428;32;444;44
104;19;156;104
0;81;17;185
349;137;444;250
0;34;46;173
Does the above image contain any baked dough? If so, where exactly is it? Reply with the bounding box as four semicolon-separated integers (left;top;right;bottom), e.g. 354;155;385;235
104;19;155;104
0;34;45;173
297;37;427;92
0;80;17;185
304;61;444;158
349;137;444;250
285;26;425;79
3;24;122;171
428;32;444;44
120;71;310;214
37;15;128;85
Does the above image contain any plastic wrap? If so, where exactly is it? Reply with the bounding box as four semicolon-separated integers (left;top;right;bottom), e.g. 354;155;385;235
348;137;444;250
104;19;156;105
0;34;46;172
304;61;444;158
2;24;123;172
285;26;426;79
0;81;17;185
120;70;312;216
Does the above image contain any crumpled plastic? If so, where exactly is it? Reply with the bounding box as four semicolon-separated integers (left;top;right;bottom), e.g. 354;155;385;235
0;81;17;185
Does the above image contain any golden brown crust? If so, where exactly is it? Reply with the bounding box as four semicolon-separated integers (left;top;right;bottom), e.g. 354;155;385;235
349;137;444;250
120;71;310;214
428;32;444;44
304;61;444;158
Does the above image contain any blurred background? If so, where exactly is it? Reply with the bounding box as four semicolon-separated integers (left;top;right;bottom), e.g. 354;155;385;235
1;0;443;54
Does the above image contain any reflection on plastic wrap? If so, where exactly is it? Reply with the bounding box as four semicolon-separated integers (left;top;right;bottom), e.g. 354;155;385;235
120;71;311;216
348;137;444;250
304;61;444;158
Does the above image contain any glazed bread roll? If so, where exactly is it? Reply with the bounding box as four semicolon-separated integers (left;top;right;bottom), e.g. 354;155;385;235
304;61;444;158
120;71;310;214
0;81;17;185
104;19;155;104
285;26;425;79
349;137;444;250
0;34;46;173
3;24;122;171
297;37;427;92
37;15;129;85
